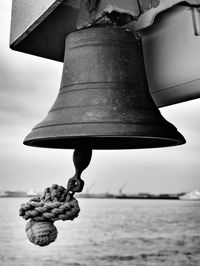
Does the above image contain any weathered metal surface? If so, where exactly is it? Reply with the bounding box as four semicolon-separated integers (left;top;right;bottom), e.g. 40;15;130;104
127;0;200;31
24;26;185;149
78;0;200;30
10;0;81;61
142;5;200;107
10;0;63;46
10;0;200;60
10;0;200;107
10;0;200;49
77;0;140;28
138;0;161;13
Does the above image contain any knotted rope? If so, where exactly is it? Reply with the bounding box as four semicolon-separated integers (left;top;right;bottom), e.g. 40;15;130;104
19;184;80;246
19;146;92;247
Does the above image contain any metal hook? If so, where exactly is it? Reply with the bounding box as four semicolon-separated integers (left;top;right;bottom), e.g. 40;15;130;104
66;143;92;196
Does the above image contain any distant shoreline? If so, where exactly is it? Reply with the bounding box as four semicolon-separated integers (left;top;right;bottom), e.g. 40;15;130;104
2;190;199;200
0;193;182;200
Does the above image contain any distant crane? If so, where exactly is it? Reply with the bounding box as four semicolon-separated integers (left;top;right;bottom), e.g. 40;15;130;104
119;183;127;195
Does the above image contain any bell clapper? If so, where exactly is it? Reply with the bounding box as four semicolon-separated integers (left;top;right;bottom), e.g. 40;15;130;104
66;144;92;197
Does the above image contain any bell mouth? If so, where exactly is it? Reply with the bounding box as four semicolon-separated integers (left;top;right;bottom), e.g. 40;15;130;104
24;134;186;150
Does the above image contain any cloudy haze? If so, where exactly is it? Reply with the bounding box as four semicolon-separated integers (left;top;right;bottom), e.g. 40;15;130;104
0;1;200;195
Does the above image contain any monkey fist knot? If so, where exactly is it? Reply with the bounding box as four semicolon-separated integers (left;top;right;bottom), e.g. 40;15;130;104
19;184;80;246
26;220;57;246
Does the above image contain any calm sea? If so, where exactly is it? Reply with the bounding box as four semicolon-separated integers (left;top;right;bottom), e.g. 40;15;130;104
0;198;200;266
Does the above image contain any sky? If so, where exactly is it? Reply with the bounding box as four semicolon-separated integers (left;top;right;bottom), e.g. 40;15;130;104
0;1;200;195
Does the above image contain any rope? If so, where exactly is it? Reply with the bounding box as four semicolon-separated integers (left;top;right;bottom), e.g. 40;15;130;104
25;220;58;247
19;184;80;246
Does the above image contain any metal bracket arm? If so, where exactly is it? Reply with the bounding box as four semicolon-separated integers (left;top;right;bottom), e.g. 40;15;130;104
129;0;200;31
77;0;200;30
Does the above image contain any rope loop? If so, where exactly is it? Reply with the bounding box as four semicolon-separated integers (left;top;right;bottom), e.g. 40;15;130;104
19;184;80;222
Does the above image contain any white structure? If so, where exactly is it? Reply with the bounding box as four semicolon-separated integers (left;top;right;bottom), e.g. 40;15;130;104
179;190;200;200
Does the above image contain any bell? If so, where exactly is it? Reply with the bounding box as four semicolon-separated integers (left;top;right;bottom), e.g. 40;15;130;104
24;25;185;149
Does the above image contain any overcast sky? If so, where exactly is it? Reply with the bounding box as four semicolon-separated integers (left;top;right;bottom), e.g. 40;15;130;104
0;1;200;194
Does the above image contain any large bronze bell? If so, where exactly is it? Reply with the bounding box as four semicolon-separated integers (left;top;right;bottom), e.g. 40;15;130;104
24;25;185;149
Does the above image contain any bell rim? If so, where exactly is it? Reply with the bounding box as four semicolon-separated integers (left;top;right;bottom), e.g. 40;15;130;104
23;134;186;150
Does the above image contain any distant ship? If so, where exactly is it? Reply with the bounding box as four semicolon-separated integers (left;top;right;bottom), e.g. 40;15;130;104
179;190;200;201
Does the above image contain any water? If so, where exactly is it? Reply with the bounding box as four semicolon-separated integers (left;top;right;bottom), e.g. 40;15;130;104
0;198;200;266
